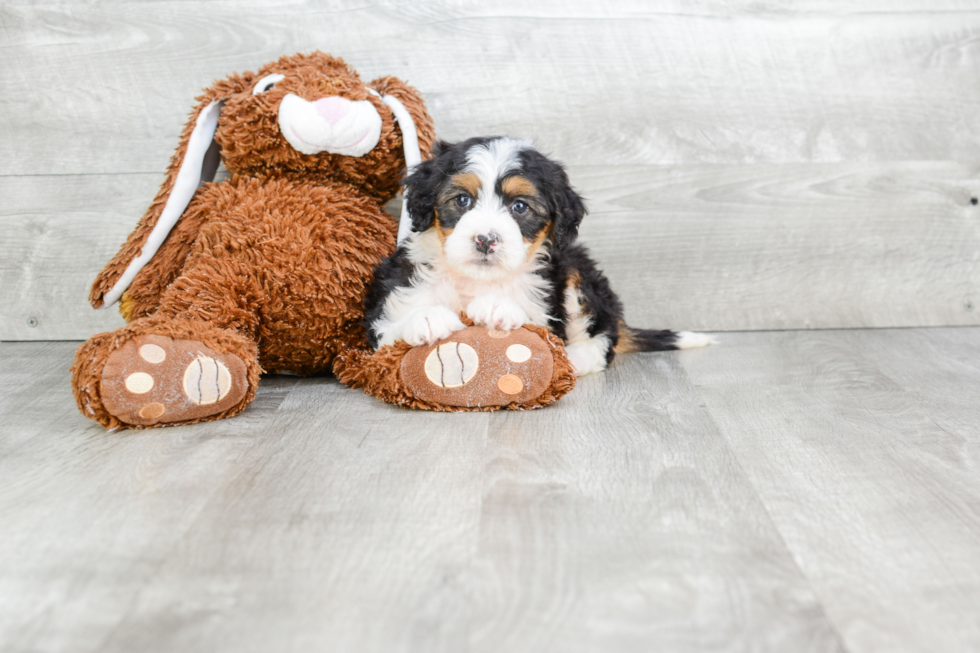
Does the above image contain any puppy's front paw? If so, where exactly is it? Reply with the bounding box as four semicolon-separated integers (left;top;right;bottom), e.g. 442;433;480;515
402;306;466;346
466;294;529;331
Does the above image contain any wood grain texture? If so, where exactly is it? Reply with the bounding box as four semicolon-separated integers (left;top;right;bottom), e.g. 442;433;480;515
3;1;980;176
5;1;980;339
0;174;151;340
94;387;491;653
682;329;980;653
0;341;305;652
6;330;980;651
578;161;980;331
466;352;843;652
854;327;980;443
0;338;844;653
6;161;980;340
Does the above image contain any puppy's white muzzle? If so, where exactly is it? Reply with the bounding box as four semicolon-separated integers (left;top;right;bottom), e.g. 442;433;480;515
444;208;526;281
278;93;382;157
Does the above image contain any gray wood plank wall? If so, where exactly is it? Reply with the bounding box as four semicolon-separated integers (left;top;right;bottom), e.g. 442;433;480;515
3;1;980;339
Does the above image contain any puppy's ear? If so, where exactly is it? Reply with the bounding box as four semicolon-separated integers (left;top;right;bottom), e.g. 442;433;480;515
404;140;453;233
90;73;253;309
550;170;587;251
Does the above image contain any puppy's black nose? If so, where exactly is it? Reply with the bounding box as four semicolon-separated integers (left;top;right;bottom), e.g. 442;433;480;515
474;232;499;255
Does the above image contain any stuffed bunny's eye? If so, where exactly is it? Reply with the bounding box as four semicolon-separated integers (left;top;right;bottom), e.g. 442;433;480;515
252;73;285;95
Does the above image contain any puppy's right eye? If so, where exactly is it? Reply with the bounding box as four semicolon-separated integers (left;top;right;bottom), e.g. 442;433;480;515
455;195;472;208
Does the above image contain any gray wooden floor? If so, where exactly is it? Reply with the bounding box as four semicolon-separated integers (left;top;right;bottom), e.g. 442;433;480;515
2;328;979;653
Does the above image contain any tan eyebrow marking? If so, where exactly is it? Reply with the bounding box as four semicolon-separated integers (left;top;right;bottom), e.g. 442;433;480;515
449;173;481;198
501;175;538;198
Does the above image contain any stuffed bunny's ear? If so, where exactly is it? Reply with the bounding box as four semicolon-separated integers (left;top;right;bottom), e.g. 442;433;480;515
368;77;437;246
99;100;224;307
367;89;421;244
90;71;252;311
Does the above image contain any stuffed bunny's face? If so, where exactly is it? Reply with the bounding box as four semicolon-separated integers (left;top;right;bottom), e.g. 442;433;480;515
213;52;433;200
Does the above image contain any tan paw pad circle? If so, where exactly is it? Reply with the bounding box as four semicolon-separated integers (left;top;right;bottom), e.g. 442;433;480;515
400;326;555;409
100;334;249;426
125;372;154;394
424;342;479;388
139;343;167;364
183;355;233;405
139;402;166;419
497;374;524;395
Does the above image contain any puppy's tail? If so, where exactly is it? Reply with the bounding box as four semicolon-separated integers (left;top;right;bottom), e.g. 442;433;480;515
614;323;717;354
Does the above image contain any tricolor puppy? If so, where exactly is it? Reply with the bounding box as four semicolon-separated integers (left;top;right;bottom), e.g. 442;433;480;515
365;136;713;375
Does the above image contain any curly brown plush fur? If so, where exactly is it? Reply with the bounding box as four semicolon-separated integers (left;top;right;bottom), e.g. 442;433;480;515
89;54;434;316
333;320;576;412
73;52;575;429
73;316;262;431
73;52;438;429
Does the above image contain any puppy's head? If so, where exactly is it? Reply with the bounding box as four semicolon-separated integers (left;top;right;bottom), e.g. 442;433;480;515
405;137;586;281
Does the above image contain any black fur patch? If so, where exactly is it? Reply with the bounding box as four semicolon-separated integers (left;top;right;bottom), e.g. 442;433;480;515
516;148;586;250
547;244;624;364
363;244;416;349
622;328;679;351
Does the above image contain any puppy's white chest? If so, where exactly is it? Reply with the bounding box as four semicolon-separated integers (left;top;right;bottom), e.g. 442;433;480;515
449;273;552;328
448;277;506;311
452;288;476;309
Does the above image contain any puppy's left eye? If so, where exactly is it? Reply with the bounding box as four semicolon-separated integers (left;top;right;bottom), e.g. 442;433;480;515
511;200;529;215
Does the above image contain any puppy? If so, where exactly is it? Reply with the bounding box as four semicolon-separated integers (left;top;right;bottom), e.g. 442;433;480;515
364;136;712;375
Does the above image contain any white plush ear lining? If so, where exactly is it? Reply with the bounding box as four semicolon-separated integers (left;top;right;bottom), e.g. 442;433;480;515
370;90;422;245
101;100;223;308
252;73;284;95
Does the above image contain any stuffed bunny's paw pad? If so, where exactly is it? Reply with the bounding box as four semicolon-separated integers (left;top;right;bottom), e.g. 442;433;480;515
100;335;248;426
400;326;555;408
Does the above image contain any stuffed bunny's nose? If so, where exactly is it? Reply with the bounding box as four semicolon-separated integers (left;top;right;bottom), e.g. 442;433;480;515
314;97;351;125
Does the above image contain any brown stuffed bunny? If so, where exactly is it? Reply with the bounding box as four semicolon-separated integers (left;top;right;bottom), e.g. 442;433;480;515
72;52;575;430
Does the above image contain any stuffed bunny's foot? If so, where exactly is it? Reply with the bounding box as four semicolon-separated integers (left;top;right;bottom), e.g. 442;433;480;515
100;334;248;426
400;326;556;408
